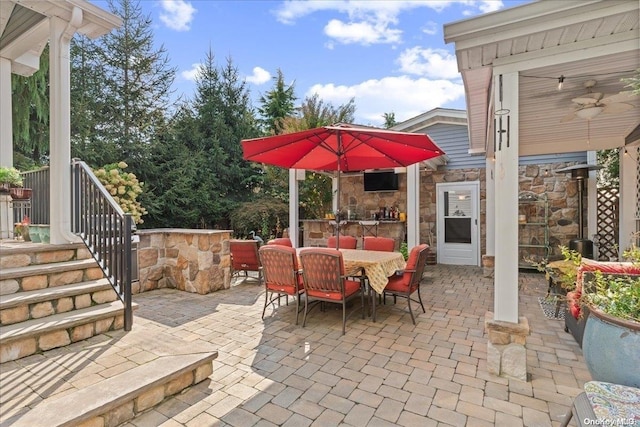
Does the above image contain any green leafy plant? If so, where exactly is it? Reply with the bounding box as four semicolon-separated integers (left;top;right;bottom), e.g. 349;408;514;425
0;167;23;187
581;232;640;323
400;242;409;261
585;273;640;322
529;245;582;292
93;162;147;224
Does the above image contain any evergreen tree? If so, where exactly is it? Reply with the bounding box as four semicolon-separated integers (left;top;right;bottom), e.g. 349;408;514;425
148;49;260;229
70;35;113;165
258;69;296;135
11;45;50;169
382;112;397;129
91;0;176;170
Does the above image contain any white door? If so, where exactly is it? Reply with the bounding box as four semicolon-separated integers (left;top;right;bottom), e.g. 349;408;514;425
436;182;480;266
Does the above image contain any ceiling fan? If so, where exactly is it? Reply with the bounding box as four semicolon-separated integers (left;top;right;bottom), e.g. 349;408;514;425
560;79;636;122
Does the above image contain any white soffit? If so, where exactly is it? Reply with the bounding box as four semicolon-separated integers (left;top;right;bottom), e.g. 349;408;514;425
444;0;640;156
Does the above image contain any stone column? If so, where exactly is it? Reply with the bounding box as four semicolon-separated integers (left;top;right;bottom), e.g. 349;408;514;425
485;312;530;381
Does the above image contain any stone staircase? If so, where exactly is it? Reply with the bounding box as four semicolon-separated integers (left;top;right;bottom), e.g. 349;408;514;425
0;242;127;363
0;241;218;426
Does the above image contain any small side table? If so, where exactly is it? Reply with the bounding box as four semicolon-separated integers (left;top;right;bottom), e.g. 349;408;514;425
560;381;640;427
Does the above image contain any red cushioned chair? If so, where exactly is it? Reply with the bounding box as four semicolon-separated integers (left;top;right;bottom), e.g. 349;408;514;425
362;236;395;252
229;240;262;284
299;248;365;335
259;245;304;324
326;235;357;249
383;244;429;324
266;237;293;247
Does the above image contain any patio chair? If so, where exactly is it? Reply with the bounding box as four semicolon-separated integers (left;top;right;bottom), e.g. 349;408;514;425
327;235;357;249
266;237;292;247
382;244;429;324
229;239;262;284
259;245;304;324
299;248;365;335
362;236;395;252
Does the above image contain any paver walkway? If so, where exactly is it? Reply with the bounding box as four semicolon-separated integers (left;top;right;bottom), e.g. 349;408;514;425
1;265;590;426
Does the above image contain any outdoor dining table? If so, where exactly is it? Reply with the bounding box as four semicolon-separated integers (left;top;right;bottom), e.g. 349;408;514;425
297;247;406;321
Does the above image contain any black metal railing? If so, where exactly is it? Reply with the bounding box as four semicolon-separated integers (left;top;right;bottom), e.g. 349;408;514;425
21;167;50;225
71;159;133;331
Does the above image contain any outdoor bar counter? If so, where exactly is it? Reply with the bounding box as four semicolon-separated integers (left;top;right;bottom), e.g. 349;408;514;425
301;219;406;250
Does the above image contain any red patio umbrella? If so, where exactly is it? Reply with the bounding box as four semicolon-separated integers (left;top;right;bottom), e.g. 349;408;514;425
242;123;445;244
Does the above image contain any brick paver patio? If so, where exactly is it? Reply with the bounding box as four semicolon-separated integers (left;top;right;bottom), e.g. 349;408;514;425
0;264;589;426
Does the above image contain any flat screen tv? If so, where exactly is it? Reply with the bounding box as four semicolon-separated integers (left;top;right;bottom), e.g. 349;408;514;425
364;171;399;192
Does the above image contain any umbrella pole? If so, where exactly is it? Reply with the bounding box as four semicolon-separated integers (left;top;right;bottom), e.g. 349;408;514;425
336;131;341;248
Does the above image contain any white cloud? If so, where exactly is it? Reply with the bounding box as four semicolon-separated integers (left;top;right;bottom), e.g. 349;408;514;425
478;0;504;13
421;21;439;36
324;19;402;45
246;67;272;85
274;1;509;47
397;47;460;79
159;0;196;32
181;63;202;81
306;75;465;126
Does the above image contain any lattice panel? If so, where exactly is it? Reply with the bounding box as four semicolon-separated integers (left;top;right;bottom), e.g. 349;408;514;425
596;187;619;261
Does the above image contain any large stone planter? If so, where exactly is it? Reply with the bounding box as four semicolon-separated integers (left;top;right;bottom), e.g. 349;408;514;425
582;306;640;388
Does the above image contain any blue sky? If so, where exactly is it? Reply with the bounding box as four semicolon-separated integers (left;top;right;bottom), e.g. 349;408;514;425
101;0;530;127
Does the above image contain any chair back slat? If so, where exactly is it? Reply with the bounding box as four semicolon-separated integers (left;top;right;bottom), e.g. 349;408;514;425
259;245;300;288
300;248;345;294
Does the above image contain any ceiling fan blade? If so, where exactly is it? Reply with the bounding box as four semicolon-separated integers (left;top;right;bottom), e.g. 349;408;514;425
601;91;638;104
560;111;576;123
603;102;634;114
572;93;603;104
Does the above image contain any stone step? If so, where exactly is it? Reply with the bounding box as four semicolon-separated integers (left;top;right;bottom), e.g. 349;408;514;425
0;300;134;363
0;242;90;268
0;258;103;295
0;258;98;281
0;278;116;325
9;351;218;427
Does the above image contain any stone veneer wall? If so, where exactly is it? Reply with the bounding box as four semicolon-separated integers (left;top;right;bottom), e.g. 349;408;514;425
135;229;232;295
337;161;585;259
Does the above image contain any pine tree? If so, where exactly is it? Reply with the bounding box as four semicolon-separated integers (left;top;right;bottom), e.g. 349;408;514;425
11;45;50;169
258;69;296;135
93;0;176;170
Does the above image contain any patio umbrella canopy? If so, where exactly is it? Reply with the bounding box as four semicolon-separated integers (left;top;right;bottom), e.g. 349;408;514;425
242;123;445;244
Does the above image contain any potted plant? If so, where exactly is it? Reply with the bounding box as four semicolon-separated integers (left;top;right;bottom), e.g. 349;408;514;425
580;232;640;388
0;167;23;192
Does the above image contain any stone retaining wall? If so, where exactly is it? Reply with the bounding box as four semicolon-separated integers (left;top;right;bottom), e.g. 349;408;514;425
135;229;232;295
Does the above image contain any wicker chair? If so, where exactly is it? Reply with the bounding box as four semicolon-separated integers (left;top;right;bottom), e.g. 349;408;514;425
259;245;304;324
229;240;262;284
382;244;429;324
299;248;365;335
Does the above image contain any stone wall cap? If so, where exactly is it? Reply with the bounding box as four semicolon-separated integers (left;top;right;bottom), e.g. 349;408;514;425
137;229;233;235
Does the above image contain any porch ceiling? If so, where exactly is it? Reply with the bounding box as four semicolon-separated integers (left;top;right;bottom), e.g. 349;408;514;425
0;0;121;76
444;0;640;156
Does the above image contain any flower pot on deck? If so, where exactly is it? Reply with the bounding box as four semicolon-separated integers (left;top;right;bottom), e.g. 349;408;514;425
582;306;640;388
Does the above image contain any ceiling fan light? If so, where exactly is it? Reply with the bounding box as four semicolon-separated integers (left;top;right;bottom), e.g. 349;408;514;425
575;106;604;120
